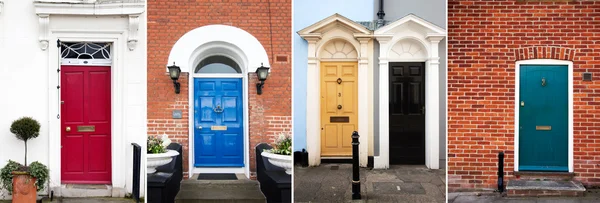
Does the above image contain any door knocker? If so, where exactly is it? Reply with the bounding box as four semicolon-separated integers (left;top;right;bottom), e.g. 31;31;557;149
337;78;342;84
541;77;546;87
213;105;224;113
337;105;342;110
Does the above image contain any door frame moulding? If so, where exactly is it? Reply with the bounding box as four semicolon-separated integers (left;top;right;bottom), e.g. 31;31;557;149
374;14;446;169
47;31;127;192
167;25;271;179
514;59;574;173
298;13;372;167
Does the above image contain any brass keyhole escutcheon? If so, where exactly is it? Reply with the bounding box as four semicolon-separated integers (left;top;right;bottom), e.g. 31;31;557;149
337;105;342;110
521;101;525;107
542;77;546;87
66;126;71;132
338;93;342;97
337;78;342;84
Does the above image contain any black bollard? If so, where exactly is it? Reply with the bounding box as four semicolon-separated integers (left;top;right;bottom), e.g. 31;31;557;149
498;151;504;192
352;131;361;200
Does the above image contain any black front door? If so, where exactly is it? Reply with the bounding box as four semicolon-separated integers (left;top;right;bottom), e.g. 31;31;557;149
389;62;425;164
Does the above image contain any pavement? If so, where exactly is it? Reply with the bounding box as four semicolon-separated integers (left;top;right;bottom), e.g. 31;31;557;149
449;190;600;203
294;164;446;203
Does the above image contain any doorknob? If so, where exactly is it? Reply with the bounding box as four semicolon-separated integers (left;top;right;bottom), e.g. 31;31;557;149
66;126;71;132
521;101;525;107
337;105;342;110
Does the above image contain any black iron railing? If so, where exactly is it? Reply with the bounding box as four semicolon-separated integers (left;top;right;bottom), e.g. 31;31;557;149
132;143;141;203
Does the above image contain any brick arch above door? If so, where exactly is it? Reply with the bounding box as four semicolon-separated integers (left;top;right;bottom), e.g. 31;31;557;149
515;46;577;61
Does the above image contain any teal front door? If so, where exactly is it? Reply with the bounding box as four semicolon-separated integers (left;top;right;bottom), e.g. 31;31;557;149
519;65;568;171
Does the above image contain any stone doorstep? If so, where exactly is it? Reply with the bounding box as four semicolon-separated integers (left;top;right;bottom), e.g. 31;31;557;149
51;184;126;198
506;179;586;197
176;173;266;201
514;171;576;181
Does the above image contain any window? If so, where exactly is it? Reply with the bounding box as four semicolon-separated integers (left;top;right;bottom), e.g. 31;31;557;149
195;56;241;74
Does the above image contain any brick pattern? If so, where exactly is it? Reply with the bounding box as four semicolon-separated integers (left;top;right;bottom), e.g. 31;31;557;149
148;0;292;178
515;46;576;61
448;0;600;191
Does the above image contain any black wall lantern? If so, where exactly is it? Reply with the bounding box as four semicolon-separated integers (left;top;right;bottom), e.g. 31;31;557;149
256;63;270;95
167;62;181;94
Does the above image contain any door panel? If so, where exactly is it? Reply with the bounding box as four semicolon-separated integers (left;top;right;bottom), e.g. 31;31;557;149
389;62;425;165
61;65;111;184
194;78;244;167
519;65;568;171
320;62;358;157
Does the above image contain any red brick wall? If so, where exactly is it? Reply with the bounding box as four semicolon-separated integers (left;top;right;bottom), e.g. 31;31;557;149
147;0;292;178
448;0;600;191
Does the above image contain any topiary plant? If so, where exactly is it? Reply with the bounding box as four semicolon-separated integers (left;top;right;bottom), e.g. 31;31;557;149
10;117;40;167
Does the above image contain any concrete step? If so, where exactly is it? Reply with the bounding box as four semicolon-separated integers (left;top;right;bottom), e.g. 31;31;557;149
506;179;586;197
175;174;266;202
52;184;124;197
514;171;576;181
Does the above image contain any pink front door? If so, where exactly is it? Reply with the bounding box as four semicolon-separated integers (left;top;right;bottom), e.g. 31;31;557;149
61;65;112;184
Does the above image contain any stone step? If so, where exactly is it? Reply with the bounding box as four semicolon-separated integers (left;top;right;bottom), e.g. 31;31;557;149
176;174;265;202
51;184;124;197
514;171;576;181
506;179;586;197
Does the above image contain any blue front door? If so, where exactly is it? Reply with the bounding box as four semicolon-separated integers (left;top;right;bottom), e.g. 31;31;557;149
194;78;244;167
519;65;568;171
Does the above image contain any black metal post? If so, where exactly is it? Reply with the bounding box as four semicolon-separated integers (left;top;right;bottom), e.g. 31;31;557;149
352;131;361;200
132;143;141;203
498;151;504;192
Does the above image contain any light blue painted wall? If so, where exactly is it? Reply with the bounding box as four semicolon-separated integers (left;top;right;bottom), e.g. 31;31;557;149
293;0;375;151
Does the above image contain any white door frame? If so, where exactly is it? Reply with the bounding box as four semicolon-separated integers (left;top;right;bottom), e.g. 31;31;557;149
47;31;128;190
373;14;446;169
169;25;272;179
188;54;250;178
514;59;573;172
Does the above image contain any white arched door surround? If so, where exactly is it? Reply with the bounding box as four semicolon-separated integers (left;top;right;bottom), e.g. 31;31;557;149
374;14;446;169
298;14;372;167
167;25;271;179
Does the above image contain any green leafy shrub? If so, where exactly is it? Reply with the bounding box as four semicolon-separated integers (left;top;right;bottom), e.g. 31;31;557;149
0;160;48;193
10;117;40;166
265;133;292;155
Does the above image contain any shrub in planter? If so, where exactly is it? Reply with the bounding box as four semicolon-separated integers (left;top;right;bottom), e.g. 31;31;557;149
147;135;179;173
0;117;49;202
262;133;292;174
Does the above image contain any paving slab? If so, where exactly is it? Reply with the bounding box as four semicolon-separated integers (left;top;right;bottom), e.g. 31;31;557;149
294;164;445;202
450;192;600;203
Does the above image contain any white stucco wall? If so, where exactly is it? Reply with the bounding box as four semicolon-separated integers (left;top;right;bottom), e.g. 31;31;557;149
0;0;146;199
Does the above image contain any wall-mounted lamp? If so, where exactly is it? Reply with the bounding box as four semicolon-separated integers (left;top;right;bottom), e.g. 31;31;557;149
256;64;270;95
167;62;181;94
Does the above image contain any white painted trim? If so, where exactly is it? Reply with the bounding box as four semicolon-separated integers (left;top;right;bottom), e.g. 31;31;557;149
33;1;145;16
374;21;445;169
193;167;245;174
300;27;371;167
48;31;135;194
375;14;446;35
34;2;144;51
192;74;244;78
168;25;271;73
180;26;269;179
297;13;371;36
514;59;573;173
61;59;112;66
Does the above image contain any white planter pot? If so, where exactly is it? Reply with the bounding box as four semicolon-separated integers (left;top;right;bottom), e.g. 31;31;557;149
147;150;179;174
261;151;292;175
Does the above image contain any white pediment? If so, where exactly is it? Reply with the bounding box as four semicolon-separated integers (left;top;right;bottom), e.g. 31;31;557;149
298;13;372;38
375;14;445;36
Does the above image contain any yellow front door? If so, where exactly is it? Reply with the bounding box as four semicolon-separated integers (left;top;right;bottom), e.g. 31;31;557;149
320;62;358;157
